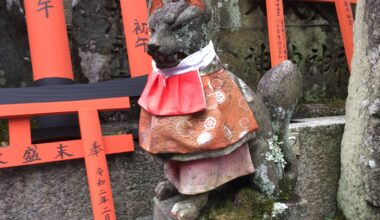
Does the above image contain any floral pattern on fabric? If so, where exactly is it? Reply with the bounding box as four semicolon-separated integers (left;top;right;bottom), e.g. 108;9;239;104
139;69;258;154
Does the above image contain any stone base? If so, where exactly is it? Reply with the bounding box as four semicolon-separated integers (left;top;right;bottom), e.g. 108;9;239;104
154;193;308;220
153;195;186;220
290;116;345;219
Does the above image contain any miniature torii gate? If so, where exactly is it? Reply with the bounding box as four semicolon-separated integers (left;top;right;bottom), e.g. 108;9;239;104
266;0;356;71
0;0;150;219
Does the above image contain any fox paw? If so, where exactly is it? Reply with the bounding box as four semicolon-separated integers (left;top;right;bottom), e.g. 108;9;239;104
170;193;208;220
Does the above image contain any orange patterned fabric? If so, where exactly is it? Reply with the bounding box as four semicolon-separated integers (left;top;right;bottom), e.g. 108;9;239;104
149;0;204;14
139;69;258;154
149;0;163;14
188;0;205;11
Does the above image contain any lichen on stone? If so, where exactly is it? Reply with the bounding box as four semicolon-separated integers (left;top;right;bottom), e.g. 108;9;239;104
369;159;376;168
254;165;276;196
271;202;288;217
265;134;287;169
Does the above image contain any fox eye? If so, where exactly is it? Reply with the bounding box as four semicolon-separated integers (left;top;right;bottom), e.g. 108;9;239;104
172;23;186;32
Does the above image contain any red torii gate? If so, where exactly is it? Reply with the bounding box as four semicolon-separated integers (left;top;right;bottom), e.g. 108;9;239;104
266;0;356;71
0;0;151;219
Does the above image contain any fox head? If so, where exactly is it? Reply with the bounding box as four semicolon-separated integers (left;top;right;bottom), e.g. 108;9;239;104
147;0;211;69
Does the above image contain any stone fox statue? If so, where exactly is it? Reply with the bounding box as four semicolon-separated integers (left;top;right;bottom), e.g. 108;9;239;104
138;0;303;219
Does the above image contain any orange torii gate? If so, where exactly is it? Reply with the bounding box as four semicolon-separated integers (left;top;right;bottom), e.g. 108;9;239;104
0;0;150;220
266;0;356;71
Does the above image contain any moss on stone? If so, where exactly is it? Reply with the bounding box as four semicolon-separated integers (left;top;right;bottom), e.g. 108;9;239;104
200;187;274;220
334;208;347;220
325;99;346;109
277;177;294;201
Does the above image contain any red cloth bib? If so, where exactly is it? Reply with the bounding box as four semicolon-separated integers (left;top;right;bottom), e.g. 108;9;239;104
138;70;206;116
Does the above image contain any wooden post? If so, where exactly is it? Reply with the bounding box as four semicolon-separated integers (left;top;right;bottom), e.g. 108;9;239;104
293;0;356;2
335;0;355;71
24;0;78;140
24;0;74;81
266;0;288;67
120;0;152;77
8;118;31;147
79;109;116;220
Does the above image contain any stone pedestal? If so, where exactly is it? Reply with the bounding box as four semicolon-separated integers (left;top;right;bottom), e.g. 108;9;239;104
153;196;185;220
153;193;308;220
290;116;345;220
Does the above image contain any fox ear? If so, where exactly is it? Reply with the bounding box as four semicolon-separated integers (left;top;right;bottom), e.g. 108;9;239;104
187;0;205;11
149;0;163;14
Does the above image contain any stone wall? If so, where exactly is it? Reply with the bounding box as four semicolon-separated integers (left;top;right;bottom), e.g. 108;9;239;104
0;124;165;219
209;0;350;102
0;0;32;88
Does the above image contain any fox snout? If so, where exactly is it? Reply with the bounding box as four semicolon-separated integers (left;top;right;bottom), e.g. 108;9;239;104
147;41;160;56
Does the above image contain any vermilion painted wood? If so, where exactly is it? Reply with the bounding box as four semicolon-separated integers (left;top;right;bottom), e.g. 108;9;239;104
0;97;130;118
8;117;31;148
293;0;357;3
335;0;355;71
79;109;116;220
24;0;74;80
266;0;288;67
120;0;152;77
0;97;133;168
0;134;133;169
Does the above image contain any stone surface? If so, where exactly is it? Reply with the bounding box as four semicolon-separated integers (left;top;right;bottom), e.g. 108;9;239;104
290;116;345;220
258;61;303;110
0;1;33;88
337;0;380;219
248;60;302;197
0;124;165;220
71;0;130;82
282;198;308;220
135;216;153;220
145;5;296;219
294;102;345;119
146;3;301;214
